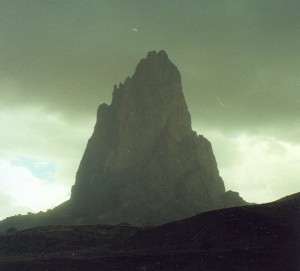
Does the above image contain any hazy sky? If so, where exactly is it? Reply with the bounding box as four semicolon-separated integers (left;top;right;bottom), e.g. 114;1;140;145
1;0;300;220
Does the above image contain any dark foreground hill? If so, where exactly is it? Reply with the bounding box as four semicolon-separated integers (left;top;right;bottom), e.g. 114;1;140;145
0;193;299;271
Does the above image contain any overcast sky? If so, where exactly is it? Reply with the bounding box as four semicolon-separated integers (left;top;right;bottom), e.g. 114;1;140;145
1;0;299;220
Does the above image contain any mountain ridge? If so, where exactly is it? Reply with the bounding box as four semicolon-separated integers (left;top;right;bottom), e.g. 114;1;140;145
0;50;247;230
68;50;246;225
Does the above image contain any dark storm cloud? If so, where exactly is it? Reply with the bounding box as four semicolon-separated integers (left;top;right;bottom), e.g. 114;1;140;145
1;1;300;215
0;0;299;133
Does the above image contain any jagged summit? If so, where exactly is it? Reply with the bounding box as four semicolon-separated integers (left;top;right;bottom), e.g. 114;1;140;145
0;50;247;231
69;50;246;226
118;50;177;89
132;50;180;84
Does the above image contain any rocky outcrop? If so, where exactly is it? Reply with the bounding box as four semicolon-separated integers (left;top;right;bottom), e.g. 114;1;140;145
69;50;246;226
0;50;247;232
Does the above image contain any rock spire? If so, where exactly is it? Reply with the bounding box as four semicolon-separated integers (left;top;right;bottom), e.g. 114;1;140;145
69;50;245;225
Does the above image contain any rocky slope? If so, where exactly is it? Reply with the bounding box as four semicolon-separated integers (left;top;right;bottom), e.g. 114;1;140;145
0;193;299;271
67;50;246;226
0;50;246;231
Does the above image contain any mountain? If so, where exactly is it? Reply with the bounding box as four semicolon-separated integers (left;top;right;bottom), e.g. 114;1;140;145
68;50;246;225
0;50;246;231
0;193;299;271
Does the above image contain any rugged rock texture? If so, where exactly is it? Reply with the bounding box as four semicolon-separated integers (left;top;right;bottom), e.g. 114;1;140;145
0;50;247;231
69;50;245;226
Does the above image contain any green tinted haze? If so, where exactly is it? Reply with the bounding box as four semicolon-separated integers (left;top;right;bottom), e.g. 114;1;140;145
0;0;299;219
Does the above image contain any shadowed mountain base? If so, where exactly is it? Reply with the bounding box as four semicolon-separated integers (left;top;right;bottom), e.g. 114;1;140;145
0;193;299;271
0;50;248;231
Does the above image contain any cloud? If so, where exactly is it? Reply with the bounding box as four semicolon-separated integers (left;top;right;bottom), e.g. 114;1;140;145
0;160;70;220
204;130;300;203
1;0;299;136
0;104;93;219
0;192;30;221
0;0;299;219
0;104;93;166
12;157;56;182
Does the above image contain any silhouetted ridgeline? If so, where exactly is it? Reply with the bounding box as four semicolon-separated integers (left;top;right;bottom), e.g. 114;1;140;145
0;193;299;270
0;50;247;231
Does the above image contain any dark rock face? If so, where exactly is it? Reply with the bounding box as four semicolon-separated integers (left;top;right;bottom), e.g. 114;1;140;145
0;50;247;232
69;50;245;226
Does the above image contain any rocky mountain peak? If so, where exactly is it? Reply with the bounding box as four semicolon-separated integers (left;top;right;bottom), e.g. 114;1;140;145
132;50;180;85
0;50;248;232
92;50;192;175
66;50;247;226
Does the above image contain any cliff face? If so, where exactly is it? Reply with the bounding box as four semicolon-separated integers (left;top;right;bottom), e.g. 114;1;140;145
69;50;242;226
0;50;247;232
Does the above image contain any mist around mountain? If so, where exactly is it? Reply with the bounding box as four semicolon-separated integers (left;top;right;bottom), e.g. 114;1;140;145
1;51;247;231
1;51;298;270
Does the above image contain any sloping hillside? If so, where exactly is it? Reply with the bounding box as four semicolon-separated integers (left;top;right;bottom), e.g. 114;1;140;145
0;193;299;270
